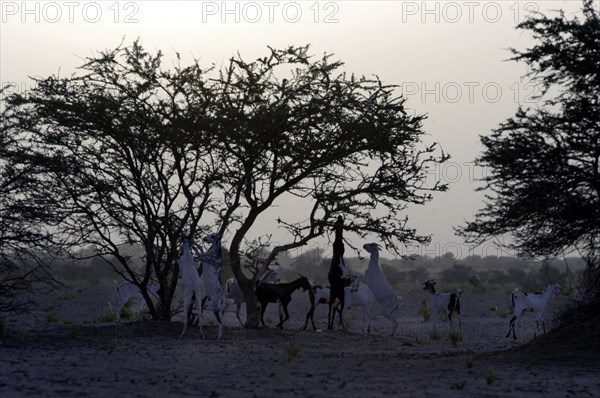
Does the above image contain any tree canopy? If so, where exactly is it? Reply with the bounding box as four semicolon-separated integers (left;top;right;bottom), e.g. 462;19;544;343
0;97;61;313
458;0;600;291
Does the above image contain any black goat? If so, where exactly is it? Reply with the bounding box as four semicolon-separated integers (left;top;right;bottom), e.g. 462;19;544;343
256;275;312;329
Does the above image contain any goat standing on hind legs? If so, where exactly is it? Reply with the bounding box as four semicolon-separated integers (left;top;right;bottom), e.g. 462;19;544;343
328;216;349;331
179;240;204;339
194;232;226;340
363;242;401;336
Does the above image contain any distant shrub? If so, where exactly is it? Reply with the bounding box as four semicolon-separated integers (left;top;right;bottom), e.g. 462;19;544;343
441;263;475;285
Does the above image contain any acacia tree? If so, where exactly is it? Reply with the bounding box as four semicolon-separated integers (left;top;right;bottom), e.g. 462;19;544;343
1;42;223;320
458;1;600;292
0;98;62;313
205;45;449;327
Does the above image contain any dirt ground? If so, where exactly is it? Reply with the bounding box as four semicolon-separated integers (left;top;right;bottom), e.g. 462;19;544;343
1;285;598;397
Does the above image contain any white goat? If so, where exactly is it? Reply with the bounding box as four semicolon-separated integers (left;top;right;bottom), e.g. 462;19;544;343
114;281;161;322
193;232;226;339
422;279;462;332
225;269;281;326
363;242;401;335
505;282;560;340
343;278;376;333
305;280;377;333
179;240;204;338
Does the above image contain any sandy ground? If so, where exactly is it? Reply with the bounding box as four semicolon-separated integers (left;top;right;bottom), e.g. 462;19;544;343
1;285;598;397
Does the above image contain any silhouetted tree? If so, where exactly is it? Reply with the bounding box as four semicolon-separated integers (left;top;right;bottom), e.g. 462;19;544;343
208;45;449;327
458;1;600;293
0;97;61;313
1;42;221;320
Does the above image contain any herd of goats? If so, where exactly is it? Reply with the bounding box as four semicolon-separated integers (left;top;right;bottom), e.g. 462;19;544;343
113;218;562;341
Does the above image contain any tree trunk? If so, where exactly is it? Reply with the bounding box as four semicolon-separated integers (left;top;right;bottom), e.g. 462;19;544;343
240;278;261;328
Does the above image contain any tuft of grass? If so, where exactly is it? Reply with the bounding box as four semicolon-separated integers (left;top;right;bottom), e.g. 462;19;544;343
489;305;511;318
448;330;463;346
465;357;474;369
485;368;496;385
69;324;80;339
104;337;118;353
428;329;442;341
0;318;24;341
97;311;116;323
58;291;75;301
283;343;301;362
45;312;59;324
419;300;432;322
137;308;150;321
120;306;134;320
344;313;356;328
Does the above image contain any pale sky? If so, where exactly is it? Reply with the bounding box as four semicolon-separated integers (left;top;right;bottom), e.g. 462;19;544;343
1;0;594;259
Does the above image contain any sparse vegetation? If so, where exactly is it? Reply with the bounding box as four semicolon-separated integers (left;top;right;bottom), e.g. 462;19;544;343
419;300;432;321
465;357;474;369
428;329;442;341
343;314;356;329
119;306;133;321
45;312;59;324
61;322;80;339
70;324;80;339
283;343;301;362
104;338;118;353
96;311;116;323
57;291;75;301
489;306;511;319
485;368;496;385
448;330;462;346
